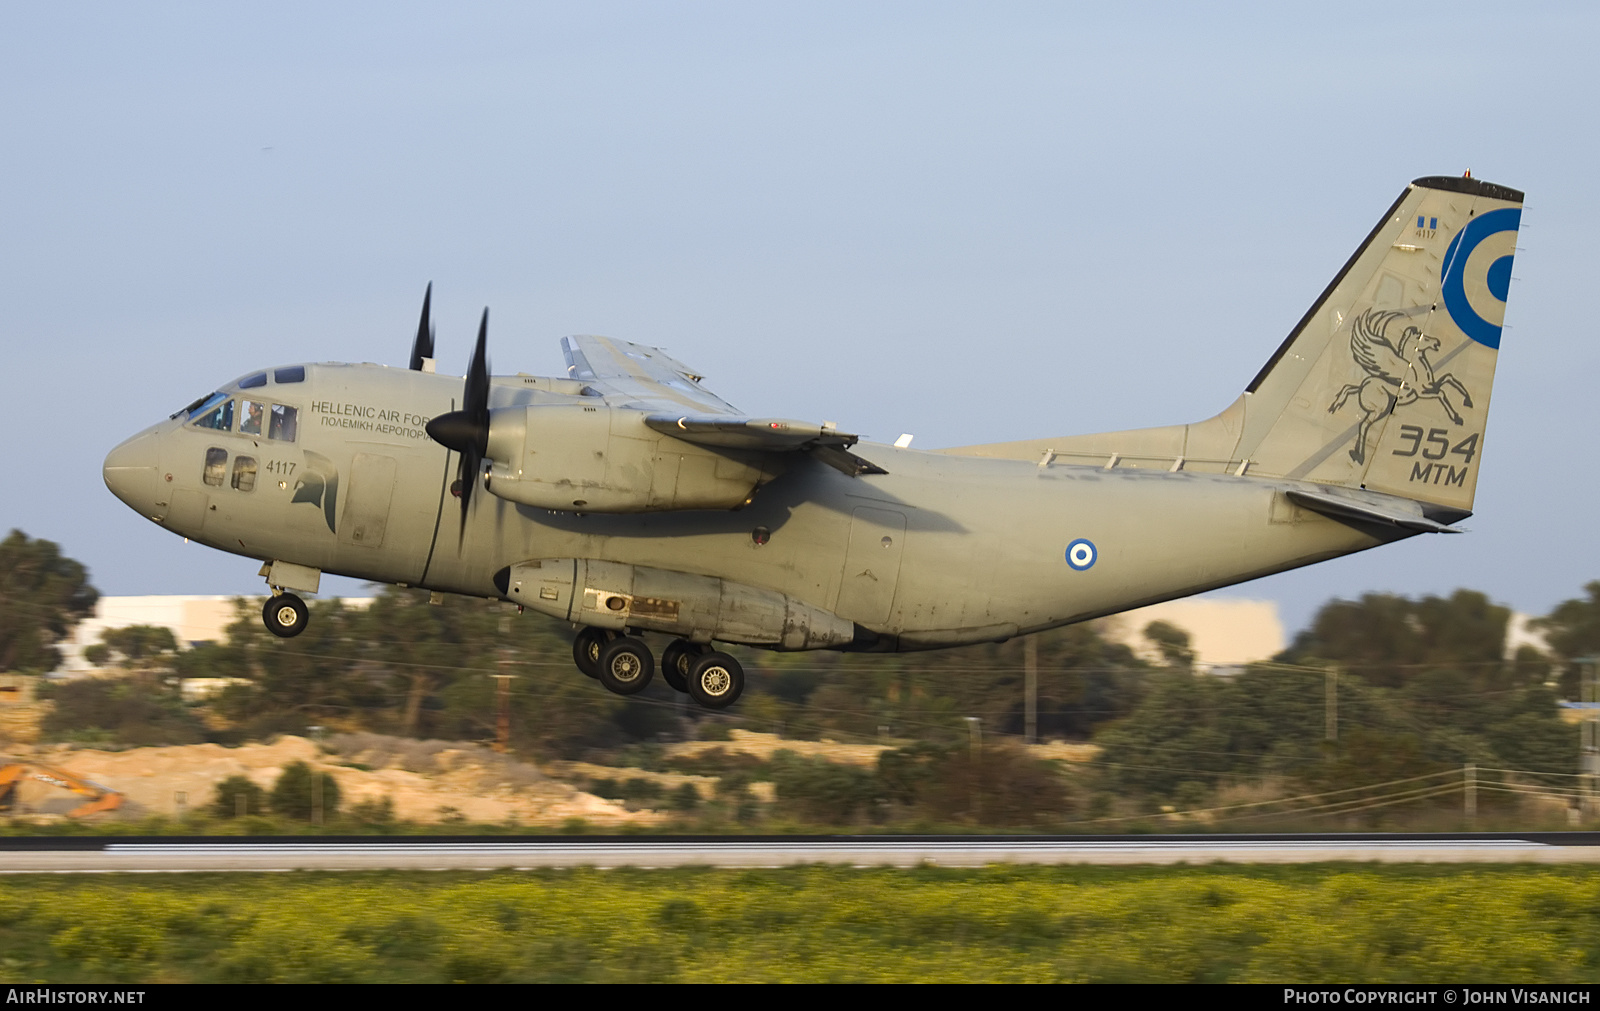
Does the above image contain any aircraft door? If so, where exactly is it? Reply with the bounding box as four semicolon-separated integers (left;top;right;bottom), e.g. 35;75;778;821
339;453;397;548
834;506;907;625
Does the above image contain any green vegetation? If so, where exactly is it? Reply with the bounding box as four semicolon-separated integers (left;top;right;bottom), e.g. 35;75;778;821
210;775;266;819
1;865;1599;982
268;761;341;822
8;531;1600;834
0;530;97;673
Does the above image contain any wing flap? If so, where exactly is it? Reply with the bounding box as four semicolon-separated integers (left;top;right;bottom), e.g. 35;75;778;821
643;414;856;451
562;335;737;415
643;414;888;475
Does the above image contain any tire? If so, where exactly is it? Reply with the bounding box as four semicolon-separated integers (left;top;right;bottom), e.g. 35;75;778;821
262;594;309;639
572;627;612;679
688;651;744;709
659;640;704;694
597;637;654;695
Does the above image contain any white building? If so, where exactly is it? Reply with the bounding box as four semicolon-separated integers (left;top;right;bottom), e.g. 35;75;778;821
56;595;372;676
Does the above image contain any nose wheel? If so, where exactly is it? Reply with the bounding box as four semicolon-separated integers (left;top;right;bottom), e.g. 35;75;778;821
262;593;309;638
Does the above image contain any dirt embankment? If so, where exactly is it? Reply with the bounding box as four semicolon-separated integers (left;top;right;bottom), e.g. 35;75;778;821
5;735;664;827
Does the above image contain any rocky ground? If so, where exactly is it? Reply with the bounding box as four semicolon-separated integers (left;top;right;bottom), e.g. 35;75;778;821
1;728;1100;826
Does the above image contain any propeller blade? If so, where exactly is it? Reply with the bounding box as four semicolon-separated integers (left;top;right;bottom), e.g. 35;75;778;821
408;282;435;371
422;307;493;548
464;308;489;422
458;309;491;536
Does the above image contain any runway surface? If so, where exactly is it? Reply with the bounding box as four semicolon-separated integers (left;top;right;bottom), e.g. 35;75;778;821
3;833;1600;871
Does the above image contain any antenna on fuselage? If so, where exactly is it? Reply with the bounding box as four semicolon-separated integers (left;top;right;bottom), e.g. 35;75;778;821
409;282;437;372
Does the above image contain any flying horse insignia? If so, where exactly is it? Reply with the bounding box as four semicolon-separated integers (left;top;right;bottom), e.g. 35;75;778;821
1328;308;1473;464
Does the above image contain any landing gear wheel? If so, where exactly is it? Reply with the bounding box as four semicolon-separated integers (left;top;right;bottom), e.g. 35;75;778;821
597;637;655;695
262;594;308;639
660;639;707;694
573;627;614;679
688;651;744;709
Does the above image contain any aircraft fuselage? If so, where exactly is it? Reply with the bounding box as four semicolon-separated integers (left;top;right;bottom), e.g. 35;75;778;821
106;361;1391;652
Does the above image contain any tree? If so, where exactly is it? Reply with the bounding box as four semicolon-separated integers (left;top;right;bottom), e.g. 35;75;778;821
1532;581;1600;697
40;677;207;746
211;775;268;818
1278;589;1509;688
85;625;179;676
0;530;98;673
1144;620;1196;668
270;761;341;822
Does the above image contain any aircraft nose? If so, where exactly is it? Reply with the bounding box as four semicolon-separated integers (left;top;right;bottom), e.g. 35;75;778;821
103;432;160;515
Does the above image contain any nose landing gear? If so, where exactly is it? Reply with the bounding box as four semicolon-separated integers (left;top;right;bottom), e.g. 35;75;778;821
262;593;309;638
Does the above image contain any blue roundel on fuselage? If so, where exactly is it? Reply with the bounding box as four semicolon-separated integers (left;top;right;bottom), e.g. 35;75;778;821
1440;206;1520;349
1065;539;1096;571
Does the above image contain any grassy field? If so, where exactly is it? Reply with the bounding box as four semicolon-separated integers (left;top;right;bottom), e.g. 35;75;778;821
1;864;1598;982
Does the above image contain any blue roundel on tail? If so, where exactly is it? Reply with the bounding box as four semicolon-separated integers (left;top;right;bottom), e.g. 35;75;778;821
1441;207;1520;349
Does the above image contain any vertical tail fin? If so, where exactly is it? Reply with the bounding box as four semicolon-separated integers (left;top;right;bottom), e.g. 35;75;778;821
1237;175;1523;515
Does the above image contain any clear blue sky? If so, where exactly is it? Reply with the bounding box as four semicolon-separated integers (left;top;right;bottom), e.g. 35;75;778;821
4;2;1596;634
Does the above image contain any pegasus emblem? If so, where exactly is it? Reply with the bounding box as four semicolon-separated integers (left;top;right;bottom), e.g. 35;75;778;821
1328;309;1473;464
291;449;340;533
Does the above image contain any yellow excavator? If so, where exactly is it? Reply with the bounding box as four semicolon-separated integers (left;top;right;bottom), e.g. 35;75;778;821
0;761;123;818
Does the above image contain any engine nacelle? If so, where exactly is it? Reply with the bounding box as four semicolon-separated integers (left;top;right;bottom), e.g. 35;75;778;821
481;404;776;512
495;558;857;650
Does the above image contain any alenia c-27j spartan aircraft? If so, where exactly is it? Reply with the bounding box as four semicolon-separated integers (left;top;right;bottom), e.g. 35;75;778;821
104;175;1521;709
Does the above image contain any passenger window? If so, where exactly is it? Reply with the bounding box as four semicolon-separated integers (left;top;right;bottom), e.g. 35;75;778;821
203;448;227;487
194;399;234;432
274;366;305;384
239;400;265;436
231;456;257;492
268;404;299;442
239;373;267;389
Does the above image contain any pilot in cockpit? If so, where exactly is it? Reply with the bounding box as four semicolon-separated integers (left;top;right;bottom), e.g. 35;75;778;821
240;400;264;436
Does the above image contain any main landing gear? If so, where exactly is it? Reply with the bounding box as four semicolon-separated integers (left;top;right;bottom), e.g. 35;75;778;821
262;592;308;638
572;627;744;709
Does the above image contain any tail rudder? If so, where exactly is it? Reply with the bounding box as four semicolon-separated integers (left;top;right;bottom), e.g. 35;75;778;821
1234;175;1522;515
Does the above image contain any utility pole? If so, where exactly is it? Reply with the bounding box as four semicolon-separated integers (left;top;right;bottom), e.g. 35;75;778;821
964;716;982;824
1325;665;1338;742
1024;636;1038;746
491;665;517;754
1464;763;1476;828
1580;657;1600;821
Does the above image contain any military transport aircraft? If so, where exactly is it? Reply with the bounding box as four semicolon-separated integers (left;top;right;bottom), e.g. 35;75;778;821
103;175;1522;709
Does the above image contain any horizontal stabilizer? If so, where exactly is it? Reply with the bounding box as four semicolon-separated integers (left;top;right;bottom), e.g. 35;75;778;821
1285;488;1461;533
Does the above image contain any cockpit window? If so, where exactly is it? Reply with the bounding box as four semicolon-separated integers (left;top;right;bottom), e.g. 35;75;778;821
193;399;234;432
274;366;305;384
239;400;265;436
178;391;227;421
239;372;267;389
268;404;299;442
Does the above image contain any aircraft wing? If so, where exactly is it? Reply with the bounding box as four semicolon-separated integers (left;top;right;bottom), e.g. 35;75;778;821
564;335;886;475
562;335;741;415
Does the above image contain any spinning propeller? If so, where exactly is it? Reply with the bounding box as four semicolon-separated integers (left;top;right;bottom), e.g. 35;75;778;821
425;309;492;541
